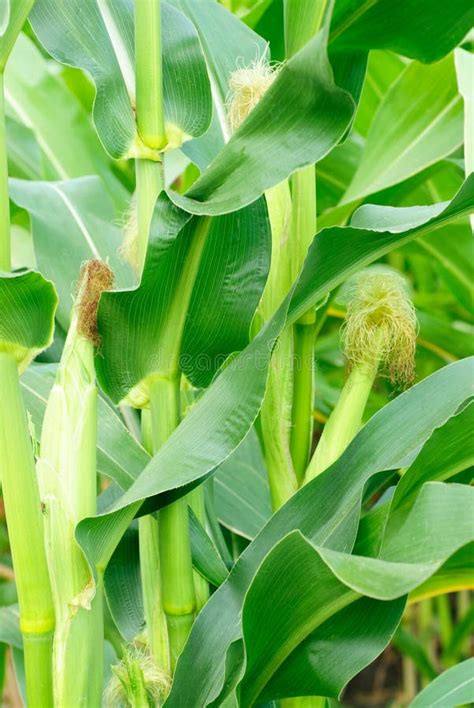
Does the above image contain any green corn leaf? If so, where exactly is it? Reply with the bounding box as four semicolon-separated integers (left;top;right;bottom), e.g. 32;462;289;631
411;543;474;602
169;32;355;215
391;401;474;513
104;529;144;643
410;658;474;707
330;0;474;63
166;359;473;706
0;0;33;69
171;0;268;168
214;429;272;540
315;483;474;602
0;271;57;372
96;194;270;401
238;531;405;706
0;606;21;650
29;0;212;158
353;50;406;138
289;175;474;323
417;310;474;362
75;177;473;614
242;481;473;703
417;225;474;312
342;55;464;203
9;176;134;330
6;117;47;181
189;509;229;587
4;34;126;203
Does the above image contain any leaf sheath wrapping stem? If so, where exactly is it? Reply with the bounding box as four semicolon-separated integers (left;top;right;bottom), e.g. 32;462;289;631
0;352;54;706
36;317;103;706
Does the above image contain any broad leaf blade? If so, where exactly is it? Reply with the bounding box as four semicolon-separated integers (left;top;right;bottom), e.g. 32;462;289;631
170;32;355;215
4;33;126;202
410;658;474;708
214;429;272;540
330;0;474;63
343;56;463;203
30;0;212;158
97;195;270;401
167;359;473;706
77;178;474;576
0;271;57;372
9;176;133;330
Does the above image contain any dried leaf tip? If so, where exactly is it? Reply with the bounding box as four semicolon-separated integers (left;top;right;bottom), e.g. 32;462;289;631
342;270;418;386
227;54;279;132
75;259;114;346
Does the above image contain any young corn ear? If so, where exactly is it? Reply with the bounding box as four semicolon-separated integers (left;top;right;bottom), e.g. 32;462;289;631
342;270;417;387
36;260;113;706
306;269;417;481
104;644;171;708
227;54;278;132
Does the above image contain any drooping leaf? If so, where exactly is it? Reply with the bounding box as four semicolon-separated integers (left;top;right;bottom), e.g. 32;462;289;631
0;271;57;372
166;359;473;706
96;194;270;401
29;0;212;158
238;531;404;706
169;32;355;215
249;483;474;702
290;175;474;323
316;483;474;601
77;177;474;576
411;543;474;602
171;0;268;167
104;528;144;642
78;299;290;574
391;401;474;513
410;658;474;708
9;176;133;330
343;56;464;203
330;0;474;63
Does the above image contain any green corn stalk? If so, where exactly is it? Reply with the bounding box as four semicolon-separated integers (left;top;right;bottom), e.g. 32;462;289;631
0;7;55;703
132;0;212;661
285;0;328;484
36;260;113;706
0;352;55;707
258;181;298;510
227;53;298;509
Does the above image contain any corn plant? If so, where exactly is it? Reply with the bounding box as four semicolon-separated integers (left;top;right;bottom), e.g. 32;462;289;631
0;0;473;706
